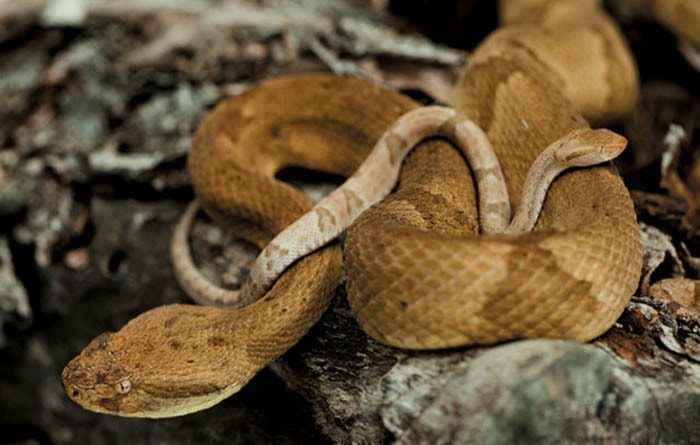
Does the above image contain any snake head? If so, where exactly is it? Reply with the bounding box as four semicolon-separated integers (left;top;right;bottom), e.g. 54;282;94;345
554;128;627;167
62;304;253;418
62;331;133;412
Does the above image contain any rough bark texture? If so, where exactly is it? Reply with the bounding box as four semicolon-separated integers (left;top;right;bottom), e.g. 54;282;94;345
1;0;699;444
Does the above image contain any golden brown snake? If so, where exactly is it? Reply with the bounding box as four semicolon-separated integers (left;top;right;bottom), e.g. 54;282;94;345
171;106;512;307
171;118;626;309
62;0;653;417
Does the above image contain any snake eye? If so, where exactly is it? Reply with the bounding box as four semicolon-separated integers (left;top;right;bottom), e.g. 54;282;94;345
115;379;132;394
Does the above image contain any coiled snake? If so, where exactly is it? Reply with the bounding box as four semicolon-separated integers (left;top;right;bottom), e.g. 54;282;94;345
61;0;680;418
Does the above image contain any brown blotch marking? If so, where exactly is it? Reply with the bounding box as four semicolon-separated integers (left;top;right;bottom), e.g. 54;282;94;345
483;201;510;218
264;244;280;257
385;131;409;165
106;366;126;381
500;38;569;95
315;207;336;233
341;189;365;217
95;372;107;384
99;397;120;412
83;332;112;357
284;117;373;149
268;124;281;138
437;114;461;138
453;56;558;131
481;243;597;337
208;336;226;346
169;340;182;350
279;248;289;256
474;166;502;181
163;315;180;328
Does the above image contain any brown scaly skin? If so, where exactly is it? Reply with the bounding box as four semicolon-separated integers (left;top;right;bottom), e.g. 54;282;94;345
652;0;700;47
64;0;649;417
348;0;643;348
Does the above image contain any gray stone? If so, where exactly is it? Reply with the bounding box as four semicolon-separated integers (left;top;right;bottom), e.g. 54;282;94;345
0;235;31;348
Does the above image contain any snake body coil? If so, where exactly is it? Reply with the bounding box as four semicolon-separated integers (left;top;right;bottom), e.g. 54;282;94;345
63;0;646;417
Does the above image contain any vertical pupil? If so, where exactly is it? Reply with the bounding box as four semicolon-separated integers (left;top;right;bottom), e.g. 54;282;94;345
117;380;131;393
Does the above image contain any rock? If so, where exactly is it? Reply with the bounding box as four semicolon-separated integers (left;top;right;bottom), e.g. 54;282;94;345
0;197;326;444
0;235;32;348
274;295;700;444
0;44;46;115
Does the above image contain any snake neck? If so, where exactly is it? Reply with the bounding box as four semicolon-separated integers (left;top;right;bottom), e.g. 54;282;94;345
505;145;565;234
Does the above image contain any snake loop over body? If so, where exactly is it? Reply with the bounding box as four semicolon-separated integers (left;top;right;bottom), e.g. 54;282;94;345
62;0;650;418
173;116;627;308
172;106;511;307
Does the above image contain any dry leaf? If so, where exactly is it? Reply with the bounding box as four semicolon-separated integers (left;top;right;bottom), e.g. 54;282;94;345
650;277;700;310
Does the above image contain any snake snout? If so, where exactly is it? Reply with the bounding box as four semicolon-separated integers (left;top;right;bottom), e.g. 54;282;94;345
62;359;91;402
62;330;134;406
594;129;628;157
555;129;627;166
580;128;628;157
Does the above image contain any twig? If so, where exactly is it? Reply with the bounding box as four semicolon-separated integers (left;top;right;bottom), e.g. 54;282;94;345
335;16;466;65
680;242;700;275
679;39;700;73
8;0;464;70
660;123;685;179
307;36;370;77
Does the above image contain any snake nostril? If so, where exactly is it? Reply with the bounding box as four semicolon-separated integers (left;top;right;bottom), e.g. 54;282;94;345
72;389;80;398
